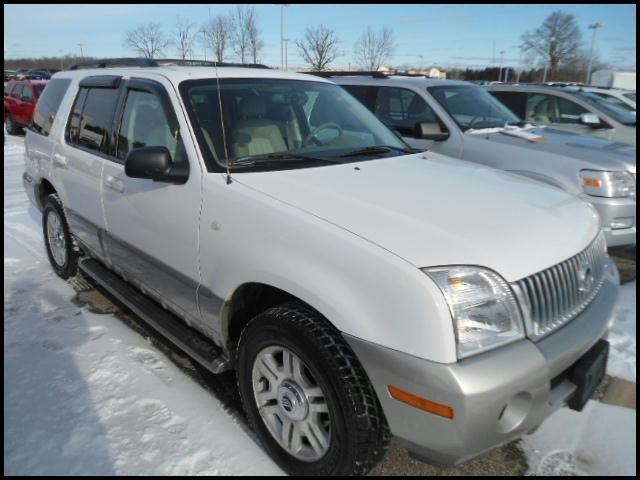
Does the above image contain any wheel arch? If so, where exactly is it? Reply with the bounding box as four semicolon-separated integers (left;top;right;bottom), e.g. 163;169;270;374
37;178;57;211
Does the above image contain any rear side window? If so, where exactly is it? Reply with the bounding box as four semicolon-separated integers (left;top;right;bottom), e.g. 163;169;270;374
32;79;72;136
490;91;528;118
67;87;119;153
342;85;376;110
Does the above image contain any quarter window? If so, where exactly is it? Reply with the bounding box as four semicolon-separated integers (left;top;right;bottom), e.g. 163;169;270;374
22;85;34;102
32;78;72;136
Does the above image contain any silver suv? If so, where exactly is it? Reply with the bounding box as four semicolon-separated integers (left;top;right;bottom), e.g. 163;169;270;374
326;74;636;247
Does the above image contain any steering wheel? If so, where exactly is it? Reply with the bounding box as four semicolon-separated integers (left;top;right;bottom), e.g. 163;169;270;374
467;115;490;129
302;122;344;147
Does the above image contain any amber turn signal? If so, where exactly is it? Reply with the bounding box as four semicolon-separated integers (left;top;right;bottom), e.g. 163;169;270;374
388;385;455;419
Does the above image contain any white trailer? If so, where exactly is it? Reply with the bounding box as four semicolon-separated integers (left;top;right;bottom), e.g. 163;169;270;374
590;70;636;90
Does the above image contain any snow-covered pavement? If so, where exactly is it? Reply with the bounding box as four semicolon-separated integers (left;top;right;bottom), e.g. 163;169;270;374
4;133;636;475
4;134;282;475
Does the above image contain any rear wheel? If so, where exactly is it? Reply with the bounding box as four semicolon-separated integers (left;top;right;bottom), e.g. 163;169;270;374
237;302;390;475
42;193;78;279
5;113;22;135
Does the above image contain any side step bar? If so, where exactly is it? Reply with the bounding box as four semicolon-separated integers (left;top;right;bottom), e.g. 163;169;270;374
79;259;231;374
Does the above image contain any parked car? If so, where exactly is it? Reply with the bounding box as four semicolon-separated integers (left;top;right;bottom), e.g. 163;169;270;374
325;74;636;247
25;60;619;475
574;86;636;111
4;79;48;134
486;84;636;145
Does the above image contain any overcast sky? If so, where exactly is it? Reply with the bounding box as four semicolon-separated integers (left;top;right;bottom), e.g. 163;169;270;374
4;4;637;70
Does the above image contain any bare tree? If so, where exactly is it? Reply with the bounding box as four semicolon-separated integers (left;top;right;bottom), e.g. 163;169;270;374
521;10;582;79
202;14;233;63
174;16;195;60
231;5;254;64
124;22;170;59
246;8;264;64
353;26;395;71
296;25;340;71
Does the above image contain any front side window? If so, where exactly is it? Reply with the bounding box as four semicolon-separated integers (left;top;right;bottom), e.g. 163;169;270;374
180;78;409;172
117;89;183;162
526;93;589;124
21;85;34;102
75;87;119;152
374;87;438;135
428;85;520;131
11;84;24;99
32;78;71;136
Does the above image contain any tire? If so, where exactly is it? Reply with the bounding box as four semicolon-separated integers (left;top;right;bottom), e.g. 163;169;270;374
237;302;390;476
6;113;22;135
42;193;79;279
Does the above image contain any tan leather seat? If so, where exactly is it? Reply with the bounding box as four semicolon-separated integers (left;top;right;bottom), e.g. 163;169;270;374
232;96;287;158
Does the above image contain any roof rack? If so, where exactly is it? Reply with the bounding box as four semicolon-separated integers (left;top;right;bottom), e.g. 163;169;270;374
68;58;270;70
303;71;389;79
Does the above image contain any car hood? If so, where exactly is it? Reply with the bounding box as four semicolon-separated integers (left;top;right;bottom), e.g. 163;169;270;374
475;127;636;172
237;152;600;282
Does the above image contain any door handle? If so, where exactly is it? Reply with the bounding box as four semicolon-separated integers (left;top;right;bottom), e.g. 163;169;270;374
53;153;67;168
104;175;124;193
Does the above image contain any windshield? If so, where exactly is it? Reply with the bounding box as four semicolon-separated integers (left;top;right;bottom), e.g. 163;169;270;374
180;78;409;172
574;91;636;126
428;85;521;131
589;92;635;112
623;92;636;102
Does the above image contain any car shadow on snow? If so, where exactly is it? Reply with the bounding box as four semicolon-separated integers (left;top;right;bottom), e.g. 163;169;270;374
4;275;117;475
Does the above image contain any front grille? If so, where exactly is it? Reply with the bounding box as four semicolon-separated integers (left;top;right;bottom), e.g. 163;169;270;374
512;232;609;341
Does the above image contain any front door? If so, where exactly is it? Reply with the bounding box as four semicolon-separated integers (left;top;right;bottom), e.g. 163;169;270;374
101;78;205;334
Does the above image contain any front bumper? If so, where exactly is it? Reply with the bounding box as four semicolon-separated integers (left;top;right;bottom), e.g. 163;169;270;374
583;194;636;247
344;262;620;466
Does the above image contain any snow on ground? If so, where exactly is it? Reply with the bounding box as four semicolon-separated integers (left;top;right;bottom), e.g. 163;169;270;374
521;401;636;476
607;281;636;382
4;134;282;476
3;133;636;476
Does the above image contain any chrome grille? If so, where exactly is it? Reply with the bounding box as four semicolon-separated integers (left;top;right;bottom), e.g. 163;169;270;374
512;232;609;341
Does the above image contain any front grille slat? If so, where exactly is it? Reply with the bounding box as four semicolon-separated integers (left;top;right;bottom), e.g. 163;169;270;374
513;232;608;341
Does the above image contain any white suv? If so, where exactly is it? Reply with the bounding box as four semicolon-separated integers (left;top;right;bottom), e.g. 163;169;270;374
24;59;619;475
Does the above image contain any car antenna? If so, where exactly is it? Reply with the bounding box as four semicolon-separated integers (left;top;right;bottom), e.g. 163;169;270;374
214;60;232;184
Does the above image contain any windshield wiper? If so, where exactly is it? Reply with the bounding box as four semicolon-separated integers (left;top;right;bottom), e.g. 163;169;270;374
339;145;413;158
232;153;341;167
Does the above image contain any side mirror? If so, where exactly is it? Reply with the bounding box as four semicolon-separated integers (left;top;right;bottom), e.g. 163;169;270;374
125;146;188;184
580;112;602;128
414;122;449;141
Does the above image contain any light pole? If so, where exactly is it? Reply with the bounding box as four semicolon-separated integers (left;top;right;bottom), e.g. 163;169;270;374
542;36;555;83
77;43;84;58
199;28;207;61
279;4;290;70
516;44;524;83
498;50;505;81
284;38;289;71
586;22;602;85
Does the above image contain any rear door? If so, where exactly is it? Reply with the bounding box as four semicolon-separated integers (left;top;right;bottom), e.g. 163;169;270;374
51;75;121;258
101;77;205;333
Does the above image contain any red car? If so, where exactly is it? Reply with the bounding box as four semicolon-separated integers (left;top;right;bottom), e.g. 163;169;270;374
4;79;47;135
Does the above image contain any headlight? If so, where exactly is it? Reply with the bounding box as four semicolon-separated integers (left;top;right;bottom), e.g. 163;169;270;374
580;170;636;200
423;266;524;359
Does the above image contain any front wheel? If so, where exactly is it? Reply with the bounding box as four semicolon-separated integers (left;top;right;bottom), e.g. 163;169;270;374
237;302;389;475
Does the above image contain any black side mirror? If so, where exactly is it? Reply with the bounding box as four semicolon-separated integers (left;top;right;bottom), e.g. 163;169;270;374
125;146;188;184
414;122;449;141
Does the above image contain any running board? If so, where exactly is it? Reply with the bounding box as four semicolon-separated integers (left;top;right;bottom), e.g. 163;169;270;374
79;259;231;374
